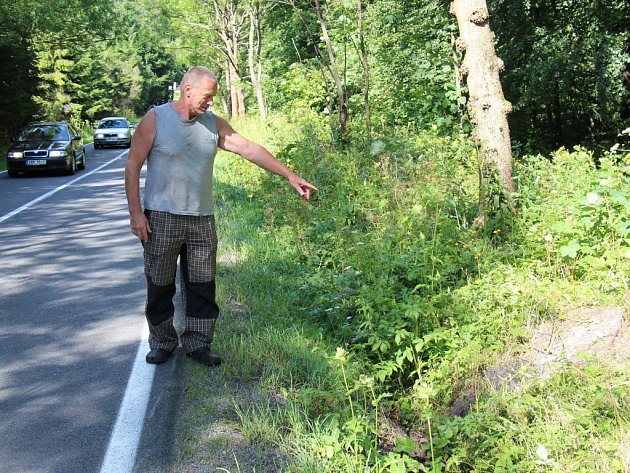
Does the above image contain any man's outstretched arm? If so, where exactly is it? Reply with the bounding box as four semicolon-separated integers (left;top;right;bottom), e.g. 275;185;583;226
216;116;318;200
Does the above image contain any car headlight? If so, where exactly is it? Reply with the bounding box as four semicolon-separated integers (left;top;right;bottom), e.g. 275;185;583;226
49;150;67;157
7;151;23;158
95;133;104;139
117;133;129;138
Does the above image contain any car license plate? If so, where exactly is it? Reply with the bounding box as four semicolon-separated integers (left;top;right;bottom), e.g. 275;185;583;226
106;137;117;141
26;159;47;166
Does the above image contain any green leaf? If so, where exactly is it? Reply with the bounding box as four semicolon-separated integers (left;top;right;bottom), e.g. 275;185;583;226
394;436;416;455
370;140;386;156
611;191;629;206
559;240;581;258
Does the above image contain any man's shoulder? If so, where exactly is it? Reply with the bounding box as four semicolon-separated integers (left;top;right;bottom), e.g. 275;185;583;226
197;111;220;133
153;102;173;116
212;114;231;134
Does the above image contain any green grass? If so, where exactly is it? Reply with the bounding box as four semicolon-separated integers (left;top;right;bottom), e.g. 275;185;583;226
174;114;630;472
173;137;345;472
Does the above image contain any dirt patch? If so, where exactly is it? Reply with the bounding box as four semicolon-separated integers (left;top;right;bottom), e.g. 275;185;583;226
377;409;428;461
522;305;628;376
451;302;629;416
171;374;285;473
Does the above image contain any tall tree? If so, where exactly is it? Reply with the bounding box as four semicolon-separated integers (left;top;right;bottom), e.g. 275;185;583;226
0;0;116;134
213;0;248;117
180;0;248;117
31;38;77;121
0;32;36;138
273;0;350;137
450;0;515;207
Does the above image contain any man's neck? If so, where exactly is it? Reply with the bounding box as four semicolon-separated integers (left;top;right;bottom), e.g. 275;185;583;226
170;99;194;120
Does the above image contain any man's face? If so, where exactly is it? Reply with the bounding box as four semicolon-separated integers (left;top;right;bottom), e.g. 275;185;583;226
188;76;217;116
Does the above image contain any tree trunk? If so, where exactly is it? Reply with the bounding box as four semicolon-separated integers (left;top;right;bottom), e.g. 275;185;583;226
236;78;246;117
230;10;246;117
314;0;347;136
214;67;230;116
248;1;267;120
451;0;514;195
229;67;240;117
212;0;247;117
553;79;563;146
225;59;235;118
220;95;229;116
357;0;371;140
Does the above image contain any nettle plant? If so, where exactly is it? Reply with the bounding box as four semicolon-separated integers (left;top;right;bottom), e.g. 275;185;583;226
518;148;630;284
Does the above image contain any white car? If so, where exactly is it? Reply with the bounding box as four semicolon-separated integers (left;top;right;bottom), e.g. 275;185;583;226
93;117;131;149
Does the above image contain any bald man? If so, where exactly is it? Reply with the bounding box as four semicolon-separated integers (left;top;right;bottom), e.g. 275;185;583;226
125;66;317;366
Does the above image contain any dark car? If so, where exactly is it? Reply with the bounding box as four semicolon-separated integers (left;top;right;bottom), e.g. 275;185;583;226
93;117;131;148
6;122;86;177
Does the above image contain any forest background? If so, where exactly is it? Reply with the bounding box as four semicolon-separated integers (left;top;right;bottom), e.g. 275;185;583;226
1;0;629;471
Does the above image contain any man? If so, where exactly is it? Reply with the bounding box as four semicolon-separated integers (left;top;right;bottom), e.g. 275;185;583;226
125;66;317;367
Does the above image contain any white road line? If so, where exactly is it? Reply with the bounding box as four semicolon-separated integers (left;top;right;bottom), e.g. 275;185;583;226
99;327;155;473
0;150;127;225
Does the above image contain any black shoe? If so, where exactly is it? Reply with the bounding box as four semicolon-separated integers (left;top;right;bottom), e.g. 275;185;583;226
187;347;221;367
146;348;174;364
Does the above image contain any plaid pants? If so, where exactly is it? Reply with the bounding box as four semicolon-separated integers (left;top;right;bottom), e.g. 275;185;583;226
143;210;219;353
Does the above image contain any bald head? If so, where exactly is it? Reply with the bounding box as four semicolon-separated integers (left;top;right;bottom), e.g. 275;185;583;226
177;66;218;119
181;66;217;89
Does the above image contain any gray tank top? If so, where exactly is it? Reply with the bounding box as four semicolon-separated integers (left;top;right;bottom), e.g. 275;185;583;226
143;103;219;216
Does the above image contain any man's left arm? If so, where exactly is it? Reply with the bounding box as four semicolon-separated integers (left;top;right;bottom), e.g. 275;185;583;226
216;116;318;200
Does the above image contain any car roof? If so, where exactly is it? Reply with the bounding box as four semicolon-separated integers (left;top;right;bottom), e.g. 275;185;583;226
99;116;128;121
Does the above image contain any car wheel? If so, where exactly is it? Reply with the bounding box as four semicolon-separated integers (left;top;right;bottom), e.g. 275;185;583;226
8;170;18;178
78;148;86;170
94;143;100;149
68;154;77;175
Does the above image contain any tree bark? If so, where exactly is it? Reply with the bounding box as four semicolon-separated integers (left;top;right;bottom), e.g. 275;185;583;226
357;0;371;140
225;59;234;117
236;77;246;117
451;0;514;194
212;0;247;117
314;0;347;136
248;1;267;120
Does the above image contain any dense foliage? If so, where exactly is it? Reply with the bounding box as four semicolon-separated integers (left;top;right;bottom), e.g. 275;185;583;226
0;0;180;139
2;0;627;149
200;113;629;471
489;0;630;152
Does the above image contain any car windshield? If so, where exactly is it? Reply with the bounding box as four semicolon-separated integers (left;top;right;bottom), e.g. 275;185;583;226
98;119;128;129
17;125;69;142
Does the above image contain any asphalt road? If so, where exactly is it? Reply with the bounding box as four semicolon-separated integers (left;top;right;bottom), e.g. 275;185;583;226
0;147;184;473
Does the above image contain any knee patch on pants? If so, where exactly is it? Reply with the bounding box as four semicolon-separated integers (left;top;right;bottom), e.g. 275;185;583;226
146;277;176;325
185;280;220;319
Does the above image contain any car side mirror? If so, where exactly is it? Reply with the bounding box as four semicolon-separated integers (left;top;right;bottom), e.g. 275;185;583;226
72;135;81;141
